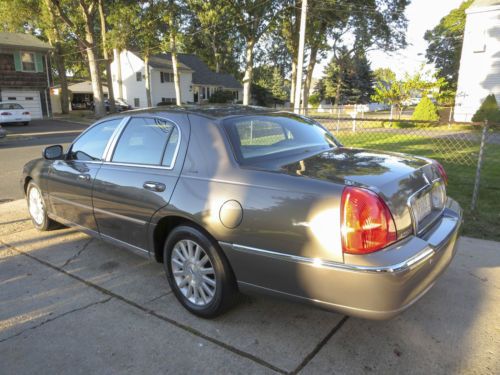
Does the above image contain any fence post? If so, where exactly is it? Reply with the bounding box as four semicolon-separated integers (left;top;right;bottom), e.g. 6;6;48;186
471;120;488;211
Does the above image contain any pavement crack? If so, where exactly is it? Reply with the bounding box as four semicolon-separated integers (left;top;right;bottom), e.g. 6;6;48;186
0;297;111;344
61;238;94;268
290;315;349;375
146;291;173;304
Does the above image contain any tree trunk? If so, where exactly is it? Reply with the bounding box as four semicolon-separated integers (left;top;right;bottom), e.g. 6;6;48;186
170;32;182;106
289;59;296;108
113;48;123;98
98;0;115;113
44;0;69;114
211;38;220;73
242;39;255;105
335;74;342;107
144;54;152;107
302;45;318;114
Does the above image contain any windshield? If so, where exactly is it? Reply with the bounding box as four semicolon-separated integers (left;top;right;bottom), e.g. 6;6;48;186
223;113;338;162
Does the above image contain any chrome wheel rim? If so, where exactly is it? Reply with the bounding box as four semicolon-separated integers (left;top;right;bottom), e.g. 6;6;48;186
171;239;216;306
28;186;44;225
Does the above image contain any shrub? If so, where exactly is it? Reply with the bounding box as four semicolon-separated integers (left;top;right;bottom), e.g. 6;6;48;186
208;90;235;104
308;93;321;108
411;97;439;123
472;94;500;123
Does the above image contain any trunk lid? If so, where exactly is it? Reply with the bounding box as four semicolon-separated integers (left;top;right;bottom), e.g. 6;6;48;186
272;147;445;238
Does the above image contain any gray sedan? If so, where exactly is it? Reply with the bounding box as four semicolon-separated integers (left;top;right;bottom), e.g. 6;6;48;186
21;106;462;319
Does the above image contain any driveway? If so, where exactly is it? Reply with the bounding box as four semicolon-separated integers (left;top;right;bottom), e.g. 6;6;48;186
0;200;499;374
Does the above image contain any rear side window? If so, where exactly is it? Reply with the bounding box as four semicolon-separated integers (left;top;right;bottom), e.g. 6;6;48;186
223;114;337;162
112;117;177;166
70;119;121;161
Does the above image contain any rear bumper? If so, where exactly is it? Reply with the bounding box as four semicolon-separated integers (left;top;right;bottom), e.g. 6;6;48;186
221;197;462;319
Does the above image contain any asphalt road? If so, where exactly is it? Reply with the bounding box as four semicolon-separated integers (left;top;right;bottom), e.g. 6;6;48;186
0;119;88;202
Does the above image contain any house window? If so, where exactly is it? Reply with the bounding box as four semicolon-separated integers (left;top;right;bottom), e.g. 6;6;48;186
21;52;36;72
134;98;140;107
25;97;34;100
161;97;175;104
207;87;210;98
201;87;206;99
136;72;142;81
160;72;173;83
0;53;15;71
7;97;16;100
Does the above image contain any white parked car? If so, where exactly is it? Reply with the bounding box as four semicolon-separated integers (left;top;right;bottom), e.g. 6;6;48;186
0;102;31;126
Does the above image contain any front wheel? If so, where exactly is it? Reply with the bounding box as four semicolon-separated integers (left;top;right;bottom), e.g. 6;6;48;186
27;181;57;231
163;225;237;318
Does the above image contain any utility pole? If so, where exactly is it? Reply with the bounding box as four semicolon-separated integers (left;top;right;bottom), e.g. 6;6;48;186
294;0;307;114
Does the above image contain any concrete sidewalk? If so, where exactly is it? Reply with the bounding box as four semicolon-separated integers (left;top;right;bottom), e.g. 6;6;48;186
0;200;499;374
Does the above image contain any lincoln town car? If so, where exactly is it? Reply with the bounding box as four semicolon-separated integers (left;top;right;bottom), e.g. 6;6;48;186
22;106;462;319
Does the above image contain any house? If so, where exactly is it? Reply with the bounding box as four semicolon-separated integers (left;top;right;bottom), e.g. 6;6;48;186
110;50;242;107
454;0;500;122
0;32;52;119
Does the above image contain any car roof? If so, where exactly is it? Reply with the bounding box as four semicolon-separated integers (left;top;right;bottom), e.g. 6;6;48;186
120;105;284;121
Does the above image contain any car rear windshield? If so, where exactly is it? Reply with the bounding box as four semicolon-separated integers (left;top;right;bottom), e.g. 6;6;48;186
223;113;338;162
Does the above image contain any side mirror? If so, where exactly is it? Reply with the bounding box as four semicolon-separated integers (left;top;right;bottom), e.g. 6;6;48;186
43;145;63;160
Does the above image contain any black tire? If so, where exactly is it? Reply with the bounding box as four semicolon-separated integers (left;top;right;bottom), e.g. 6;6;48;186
26;181;57;231
22;122;29;126
163;225;237;318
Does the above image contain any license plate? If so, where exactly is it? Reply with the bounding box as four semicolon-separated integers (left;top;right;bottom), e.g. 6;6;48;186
412;192;432;225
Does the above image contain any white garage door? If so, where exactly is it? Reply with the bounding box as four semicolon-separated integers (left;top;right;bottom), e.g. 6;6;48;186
1;89;43;119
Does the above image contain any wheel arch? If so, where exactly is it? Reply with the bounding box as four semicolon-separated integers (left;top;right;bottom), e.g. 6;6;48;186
151;214;220;264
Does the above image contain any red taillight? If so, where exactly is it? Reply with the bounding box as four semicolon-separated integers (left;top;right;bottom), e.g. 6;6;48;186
434;161;448;185
341;187;397;255
1;112;12;116
22;111;30;115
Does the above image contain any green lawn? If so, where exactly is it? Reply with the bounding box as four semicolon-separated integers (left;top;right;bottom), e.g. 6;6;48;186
332;130;500;241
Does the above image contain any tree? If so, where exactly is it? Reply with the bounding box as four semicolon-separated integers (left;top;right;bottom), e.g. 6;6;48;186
97;0;115;112
371;68;442;119
424;0;473;92
254;65;289;102
319;48;373;105
472;94;500;123
411;97;439;123
233;0;283;105
184;1;241;75
51;0;106;117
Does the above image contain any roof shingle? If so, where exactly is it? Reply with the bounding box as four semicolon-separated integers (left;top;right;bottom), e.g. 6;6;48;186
0;32;52;51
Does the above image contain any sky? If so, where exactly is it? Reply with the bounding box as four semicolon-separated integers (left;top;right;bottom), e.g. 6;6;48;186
313;0;465;79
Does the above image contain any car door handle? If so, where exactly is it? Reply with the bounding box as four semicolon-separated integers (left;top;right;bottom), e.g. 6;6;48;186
77;174;91;181
143;181;166;192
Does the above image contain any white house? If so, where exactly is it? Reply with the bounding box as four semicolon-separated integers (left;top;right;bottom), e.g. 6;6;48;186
454;0;500;122
111;50;242;108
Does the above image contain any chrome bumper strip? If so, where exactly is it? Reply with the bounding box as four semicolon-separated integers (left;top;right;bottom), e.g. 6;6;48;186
220;242;436;274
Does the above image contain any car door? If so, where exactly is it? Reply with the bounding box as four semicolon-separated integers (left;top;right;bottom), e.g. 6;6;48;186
92;114;189;251
47;118;124;232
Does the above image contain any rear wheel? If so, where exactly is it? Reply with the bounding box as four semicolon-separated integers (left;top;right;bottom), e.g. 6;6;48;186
27;181;57;231
22;122;29;126
163;225;237;318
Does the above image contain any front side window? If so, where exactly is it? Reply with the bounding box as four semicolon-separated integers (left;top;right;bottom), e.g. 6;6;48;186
70;119;121;161
21;52;36;71
223;114;338;162
112;117;177;166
